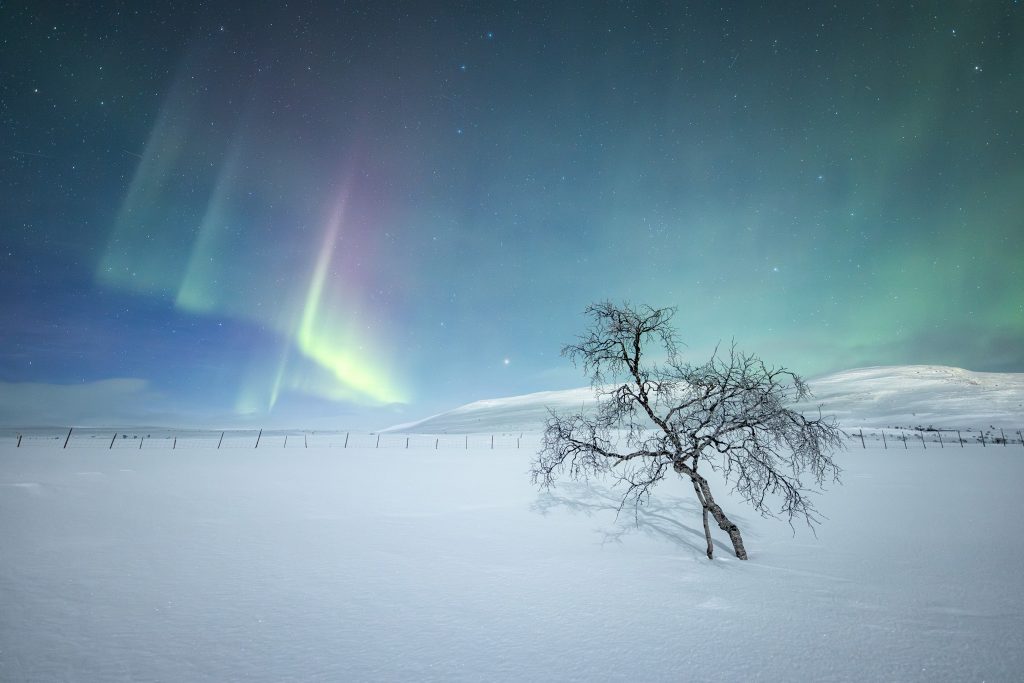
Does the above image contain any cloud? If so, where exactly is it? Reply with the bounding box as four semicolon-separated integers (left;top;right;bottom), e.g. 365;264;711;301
0;378;164;427
0;378;413;431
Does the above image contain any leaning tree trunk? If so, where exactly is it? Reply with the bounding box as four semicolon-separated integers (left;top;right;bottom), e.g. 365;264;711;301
689;479;715;559
699;501;714;559
698;475;747;560
675;461;748;560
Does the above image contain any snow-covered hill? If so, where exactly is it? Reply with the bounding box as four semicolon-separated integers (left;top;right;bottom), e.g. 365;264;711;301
388;365;1024;433
793;365;1024;429
384;386;601;434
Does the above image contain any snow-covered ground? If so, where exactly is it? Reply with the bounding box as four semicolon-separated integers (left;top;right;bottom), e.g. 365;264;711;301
388;365;1024;434
2;365;1022;681
2;439;1023;681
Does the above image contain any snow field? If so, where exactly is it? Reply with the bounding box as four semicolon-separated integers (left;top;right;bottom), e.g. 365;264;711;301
1;443;1022;681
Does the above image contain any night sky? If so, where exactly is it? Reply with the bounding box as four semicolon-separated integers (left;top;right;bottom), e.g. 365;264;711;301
2;1;1022;428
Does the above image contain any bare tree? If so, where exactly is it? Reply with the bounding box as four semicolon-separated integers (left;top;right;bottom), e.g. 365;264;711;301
532;302;843;560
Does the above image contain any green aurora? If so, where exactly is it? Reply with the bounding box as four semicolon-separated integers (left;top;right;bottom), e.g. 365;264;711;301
2;1;1021;425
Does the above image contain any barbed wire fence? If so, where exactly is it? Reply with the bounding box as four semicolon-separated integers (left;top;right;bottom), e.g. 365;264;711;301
0;428;529;451
839;426;1023;449
1;426;1022;451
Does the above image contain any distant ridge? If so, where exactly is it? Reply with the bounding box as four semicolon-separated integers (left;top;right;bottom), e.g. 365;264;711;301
794;365;1024;429
386;366;1024;434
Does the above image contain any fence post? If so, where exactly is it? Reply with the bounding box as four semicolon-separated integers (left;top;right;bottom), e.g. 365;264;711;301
1000;429;1006;446
376;434;380;448
902;432;907;449
284;435;288;448
218;431;225;449
305;433;308;448
435;438;438;450
63;428;73;449
491;434;494;450
517;437;520;449
255;429;262;449
881;431;887;449
406;436;409;449
344;432;349;448
937;431;943;448
17;434;22;448
139;436;144;450
465;434;468;450
920;433;926;449
957;430;963;447
109;432;117;449
980;430;986;447
1018;430;1023;448
173;436;177;450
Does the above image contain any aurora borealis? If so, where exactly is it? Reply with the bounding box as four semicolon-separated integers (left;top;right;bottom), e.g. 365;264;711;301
2;2;1022;427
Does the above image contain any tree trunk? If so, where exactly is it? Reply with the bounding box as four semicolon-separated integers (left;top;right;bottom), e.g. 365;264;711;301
701;504;713;559
709;501;747;559
695;474;748;560
689;478;715;559
676;461;748;560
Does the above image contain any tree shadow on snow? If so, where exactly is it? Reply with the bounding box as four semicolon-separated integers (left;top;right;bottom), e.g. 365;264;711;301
531;483;749;560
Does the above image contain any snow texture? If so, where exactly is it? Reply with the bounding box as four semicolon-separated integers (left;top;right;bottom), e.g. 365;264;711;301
2;440;1023;681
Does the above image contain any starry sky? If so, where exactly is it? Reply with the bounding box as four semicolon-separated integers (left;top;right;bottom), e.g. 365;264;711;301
1;1;1022;428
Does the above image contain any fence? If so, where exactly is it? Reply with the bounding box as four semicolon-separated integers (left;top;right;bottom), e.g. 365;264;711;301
0;427;531;451
1;426;1022;452
841;427;1024;449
